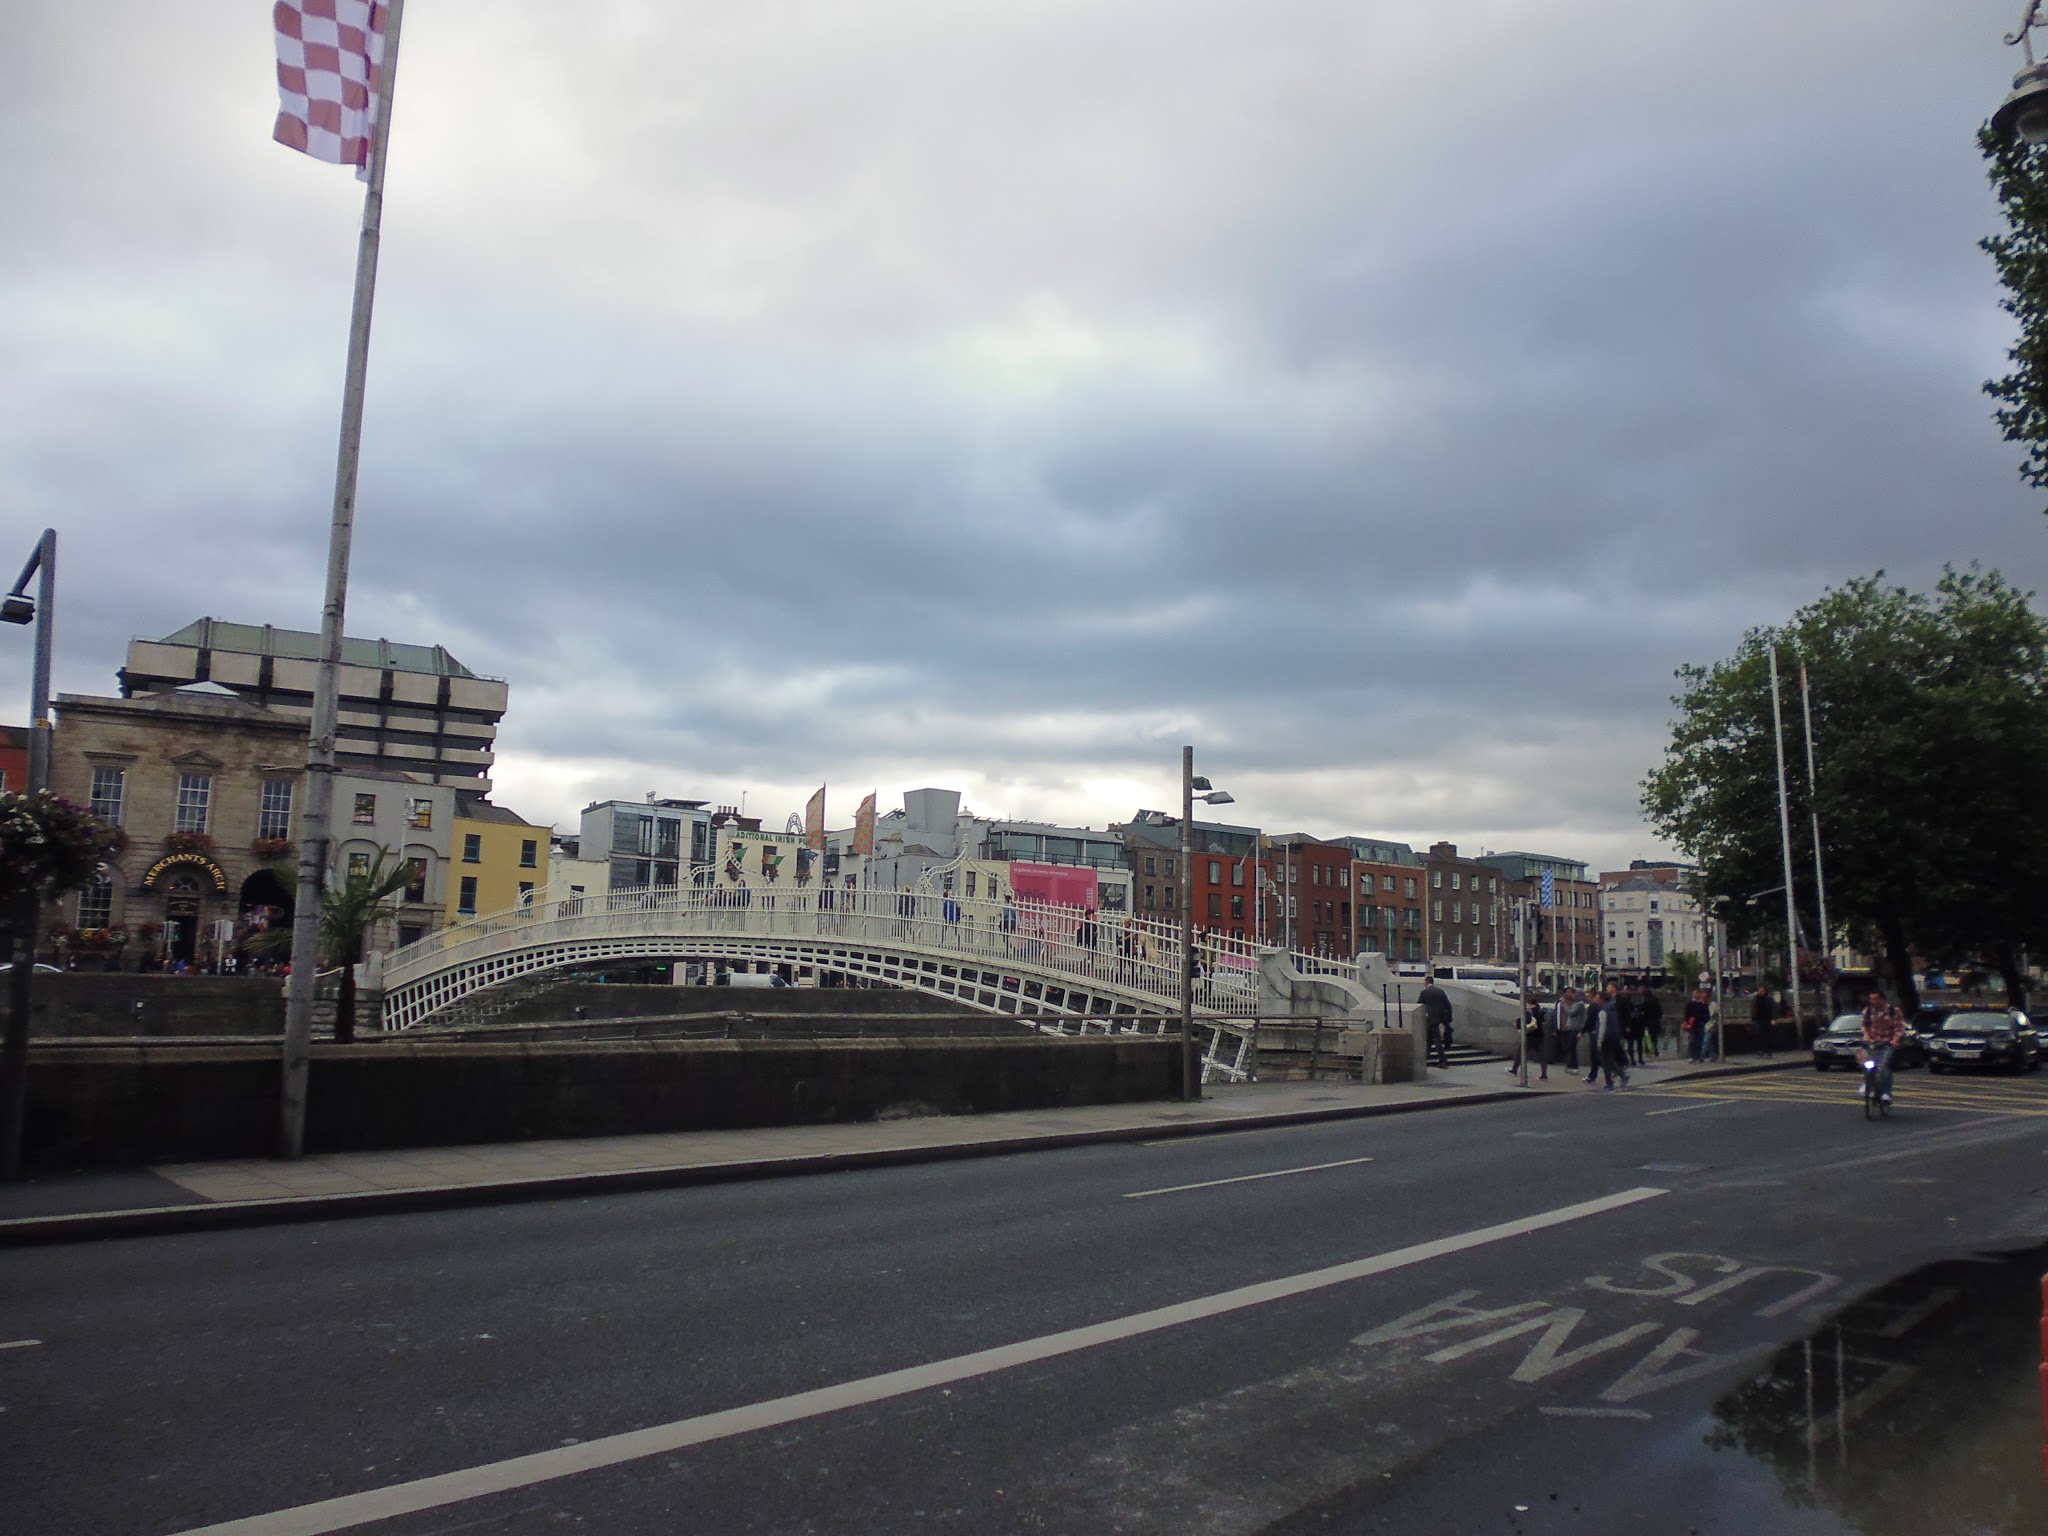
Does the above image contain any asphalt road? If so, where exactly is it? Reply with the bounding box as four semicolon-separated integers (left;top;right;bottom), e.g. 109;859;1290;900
3;1070;2046;1536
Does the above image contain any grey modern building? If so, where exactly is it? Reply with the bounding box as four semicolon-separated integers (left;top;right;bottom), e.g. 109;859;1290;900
120;617;508;790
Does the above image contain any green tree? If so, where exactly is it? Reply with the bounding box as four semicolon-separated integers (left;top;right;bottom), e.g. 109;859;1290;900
322;851;417;1044
1983;125;2048;511
1643;569;2048;1015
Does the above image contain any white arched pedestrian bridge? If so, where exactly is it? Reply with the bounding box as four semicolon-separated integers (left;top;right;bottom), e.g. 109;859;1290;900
380;885;1398;1083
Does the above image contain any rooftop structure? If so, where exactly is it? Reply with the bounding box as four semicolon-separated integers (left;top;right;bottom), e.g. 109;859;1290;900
120;617;508;790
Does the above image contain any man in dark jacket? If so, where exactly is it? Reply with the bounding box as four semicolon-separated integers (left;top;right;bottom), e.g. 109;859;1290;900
1419;975;1453;1067
1683;988;1712;1062
1637;984;1664;1063
1751;985;1777;1056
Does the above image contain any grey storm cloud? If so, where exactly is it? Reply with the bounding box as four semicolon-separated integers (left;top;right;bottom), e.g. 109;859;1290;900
2;0;2045;873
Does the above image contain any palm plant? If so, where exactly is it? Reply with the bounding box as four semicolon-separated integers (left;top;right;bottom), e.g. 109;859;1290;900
323;850;417;1043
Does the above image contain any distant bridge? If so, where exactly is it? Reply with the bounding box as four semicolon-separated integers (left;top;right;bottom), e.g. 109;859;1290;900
379;885;1421;1083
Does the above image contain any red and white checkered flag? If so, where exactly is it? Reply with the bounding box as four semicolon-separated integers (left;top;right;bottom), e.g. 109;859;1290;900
272;1;390;179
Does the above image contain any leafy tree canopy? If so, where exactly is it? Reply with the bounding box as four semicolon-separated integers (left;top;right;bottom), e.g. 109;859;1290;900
1643;568;2048;1011
1983;126;2048;511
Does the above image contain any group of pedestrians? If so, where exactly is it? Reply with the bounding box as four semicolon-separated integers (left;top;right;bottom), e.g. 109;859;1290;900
1537;984;1633;1089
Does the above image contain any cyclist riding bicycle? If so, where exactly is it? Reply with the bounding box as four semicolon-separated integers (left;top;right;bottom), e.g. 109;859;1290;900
1859;990;1907;1108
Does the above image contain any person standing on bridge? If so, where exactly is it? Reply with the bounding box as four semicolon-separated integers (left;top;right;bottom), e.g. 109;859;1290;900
1418;974;1453;1068
1560;986;1588;1072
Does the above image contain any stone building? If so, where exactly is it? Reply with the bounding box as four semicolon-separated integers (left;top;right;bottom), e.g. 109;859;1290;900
48;689;307;968
47;690;464;967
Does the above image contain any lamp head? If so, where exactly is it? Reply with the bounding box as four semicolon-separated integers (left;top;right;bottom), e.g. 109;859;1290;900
1189;775;1213;792
0;594;33;625
1994;62;2048;144
1200;790;1235;806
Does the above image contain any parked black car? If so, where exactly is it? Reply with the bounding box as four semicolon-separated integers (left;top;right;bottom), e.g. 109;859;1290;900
1925;1009;2040;1074
1813;1013;1924;1071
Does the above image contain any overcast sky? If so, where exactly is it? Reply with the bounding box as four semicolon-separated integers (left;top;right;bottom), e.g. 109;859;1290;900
3;1;2043;872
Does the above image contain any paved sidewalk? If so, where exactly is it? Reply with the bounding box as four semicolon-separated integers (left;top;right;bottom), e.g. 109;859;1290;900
0;1054;1802;1246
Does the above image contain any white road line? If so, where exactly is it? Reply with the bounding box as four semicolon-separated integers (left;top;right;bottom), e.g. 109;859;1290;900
1643;1099;1735;1118
0;1338;41;1351
1123;1155;1377;1199
173;1187;1669;1536
1539;1406;1653;1420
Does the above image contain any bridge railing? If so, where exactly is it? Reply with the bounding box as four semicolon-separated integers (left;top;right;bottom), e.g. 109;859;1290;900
383;881;1328;1024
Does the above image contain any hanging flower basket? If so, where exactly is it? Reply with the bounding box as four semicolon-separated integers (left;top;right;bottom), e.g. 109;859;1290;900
0;791;123;905
164;830;216;856
251;837;293;860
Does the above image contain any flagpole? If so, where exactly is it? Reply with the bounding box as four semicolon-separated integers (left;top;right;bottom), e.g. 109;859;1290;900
280;0;409;1159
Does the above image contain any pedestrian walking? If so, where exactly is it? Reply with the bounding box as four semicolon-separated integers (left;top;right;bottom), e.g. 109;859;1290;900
1596;982;1631;1090
1751;985;1776;1056
1683;988;1710;1062
1418;973;1454;1068
1560;987;1588;1071
1640;984;1664;1059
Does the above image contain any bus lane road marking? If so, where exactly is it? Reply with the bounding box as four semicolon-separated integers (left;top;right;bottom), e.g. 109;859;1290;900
172;1186;1667;1536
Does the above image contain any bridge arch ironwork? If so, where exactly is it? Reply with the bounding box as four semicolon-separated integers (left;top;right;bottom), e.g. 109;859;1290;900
378;884;1341;1081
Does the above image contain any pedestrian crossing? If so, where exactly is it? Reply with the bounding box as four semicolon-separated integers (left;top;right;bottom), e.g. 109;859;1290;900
1646;1068;2048;1118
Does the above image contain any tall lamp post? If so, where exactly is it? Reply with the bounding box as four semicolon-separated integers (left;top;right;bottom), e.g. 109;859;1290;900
1179;746;1234;1102
1995;3;2048;143
1;529;56;1182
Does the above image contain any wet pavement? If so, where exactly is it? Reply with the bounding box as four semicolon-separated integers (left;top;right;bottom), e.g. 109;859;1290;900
1270;1240;2048;1535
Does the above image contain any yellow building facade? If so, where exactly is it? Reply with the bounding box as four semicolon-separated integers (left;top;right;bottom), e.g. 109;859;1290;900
447;799;547;923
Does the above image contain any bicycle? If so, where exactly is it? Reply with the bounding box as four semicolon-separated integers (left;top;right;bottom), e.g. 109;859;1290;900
1859;1044;1893;1120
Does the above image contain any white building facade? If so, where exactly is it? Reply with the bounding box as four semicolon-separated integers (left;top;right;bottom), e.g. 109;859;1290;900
1601;876;1707;972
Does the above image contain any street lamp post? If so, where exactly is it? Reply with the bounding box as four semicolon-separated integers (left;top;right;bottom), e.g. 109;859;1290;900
1;529;57;1182
1178;746;1233;1102
1995;3;2048;144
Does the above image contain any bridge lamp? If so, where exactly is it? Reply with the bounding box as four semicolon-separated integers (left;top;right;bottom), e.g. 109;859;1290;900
1180;750;1234;1102
1996;4;2048;143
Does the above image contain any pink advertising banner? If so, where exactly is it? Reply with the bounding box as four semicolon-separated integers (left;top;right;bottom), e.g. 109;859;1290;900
1006;861;1099;909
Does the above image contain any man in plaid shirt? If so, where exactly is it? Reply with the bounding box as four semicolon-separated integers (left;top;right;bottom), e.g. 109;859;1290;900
1860;990;1908;1106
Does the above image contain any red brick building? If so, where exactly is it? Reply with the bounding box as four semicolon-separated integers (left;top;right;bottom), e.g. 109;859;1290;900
1423;841;1504;963
0;724;28;794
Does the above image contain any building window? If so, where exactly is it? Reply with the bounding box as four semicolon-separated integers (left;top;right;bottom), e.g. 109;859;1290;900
458;876;478;915
1164;858;1176;878
1451;872;1462;891
175;773;211;833
1404;877;1417;897
1231;894;1244;920
519;880;535;901
1144;856;1156;876
1164;886;1177;911
404;862;426;905
1231;863;1244;887
1207;892;1222;919
346;850;371;881
1207;859;1221;885
258;778;294;840
965;871;977;897
520;839;538;869
462;833;481;863
352;793;376;825
1432;900;1443;922
77;874;114;930
89;765;126;824
1431;871;1442;889
407;797;433;829
1452;901;1462;923
1287;895;1297;919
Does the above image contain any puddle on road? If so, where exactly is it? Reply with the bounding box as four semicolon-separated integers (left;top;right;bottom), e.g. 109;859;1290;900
1701;1241;2047;1535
